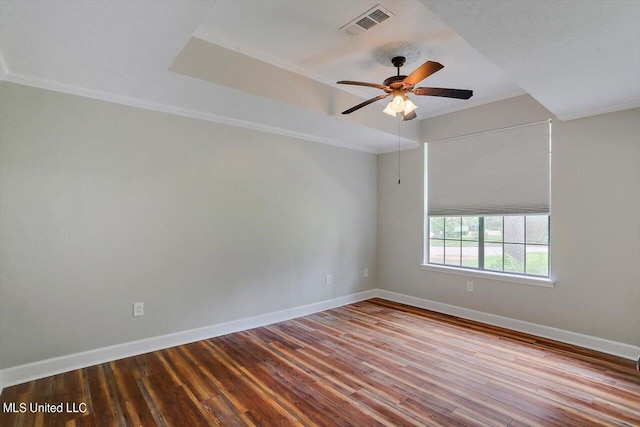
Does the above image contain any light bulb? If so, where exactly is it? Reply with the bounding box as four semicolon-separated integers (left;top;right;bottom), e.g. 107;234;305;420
391;95;406;113
383;102;396;116
403;98;417;114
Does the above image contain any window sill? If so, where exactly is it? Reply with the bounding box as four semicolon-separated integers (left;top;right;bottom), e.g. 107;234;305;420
420;264;555;288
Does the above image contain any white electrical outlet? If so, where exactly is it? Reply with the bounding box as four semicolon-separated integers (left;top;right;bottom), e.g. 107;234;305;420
466;282;474;292
326;275;332;285
133;302;144;317
364;268;369;277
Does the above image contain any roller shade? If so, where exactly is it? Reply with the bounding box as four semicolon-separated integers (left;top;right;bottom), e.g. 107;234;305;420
427;120;550;216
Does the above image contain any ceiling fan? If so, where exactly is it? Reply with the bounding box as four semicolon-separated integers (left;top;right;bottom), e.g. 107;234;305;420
337;56;473;121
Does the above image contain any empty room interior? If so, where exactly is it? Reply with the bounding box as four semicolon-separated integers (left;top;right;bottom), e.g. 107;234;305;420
1;0;639;425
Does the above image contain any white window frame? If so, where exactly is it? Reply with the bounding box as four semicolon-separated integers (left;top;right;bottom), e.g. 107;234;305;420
423;120;554;288
422;215;554;287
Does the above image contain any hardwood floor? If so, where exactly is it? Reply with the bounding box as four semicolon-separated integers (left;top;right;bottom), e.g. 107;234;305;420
1;298;638;426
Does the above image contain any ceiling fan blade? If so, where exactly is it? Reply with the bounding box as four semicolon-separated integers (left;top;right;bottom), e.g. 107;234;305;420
341;94;390;114
337;80;387;90
403;61;444;86
402;110;417;121
413;87;473;99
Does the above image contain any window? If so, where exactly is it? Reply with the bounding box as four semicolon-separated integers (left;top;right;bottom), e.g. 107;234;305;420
428;215;549;277
425;120;551;280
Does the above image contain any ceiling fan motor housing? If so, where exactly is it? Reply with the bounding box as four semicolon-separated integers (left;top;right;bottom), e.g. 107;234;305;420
384;56;412;91
391;56;406;68
383;75;409;90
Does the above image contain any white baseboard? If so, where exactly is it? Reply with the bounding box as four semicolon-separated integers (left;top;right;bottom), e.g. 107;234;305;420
375;289;640;361
0;289;376;392
2;287;638;394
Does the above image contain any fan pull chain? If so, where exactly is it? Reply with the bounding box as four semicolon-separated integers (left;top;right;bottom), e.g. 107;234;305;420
397;117;401;185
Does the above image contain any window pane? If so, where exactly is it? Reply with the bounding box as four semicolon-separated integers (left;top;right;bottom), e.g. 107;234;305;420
430;217;445;239
462;217;479;241
504;216;525;243
484;242;503;271
504;243;525;273
429;239;444;264
427;214;550;279
445;217;462;239
526;245;549;276
444;240;461;266
461;241;479;268
484;216;503;242
526;215;549;244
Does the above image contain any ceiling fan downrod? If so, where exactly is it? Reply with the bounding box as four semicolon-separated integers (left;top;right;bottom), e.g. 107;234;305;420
391;56;406;76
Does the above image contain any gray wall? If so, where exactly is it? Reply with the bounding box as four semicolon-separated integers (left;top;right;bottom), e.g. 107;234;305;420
1;82;638;371
0;82;377;369
378;95;640;346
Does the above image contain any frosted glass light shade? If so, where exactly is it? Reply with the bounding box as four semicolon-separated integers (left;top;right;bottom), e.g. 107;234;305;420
391;95;406;112
403;98;417;114
383;102;396;116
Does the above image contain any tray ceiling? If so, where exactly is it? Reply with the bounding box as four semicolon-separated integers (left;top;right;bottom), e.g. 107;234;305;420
1;0;638;152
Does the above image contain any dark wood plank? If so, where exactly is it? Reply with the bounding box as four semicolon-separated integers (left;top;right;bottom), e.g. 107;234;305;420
1;299;638;426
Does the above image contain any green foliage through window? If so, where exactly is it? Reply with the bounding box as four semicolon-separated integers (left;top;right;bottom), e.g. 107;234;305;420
427;215;549;278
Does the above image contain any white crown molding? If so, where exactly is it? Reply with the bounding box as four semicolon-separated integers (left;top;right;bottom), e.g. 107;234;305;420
0;289;377;392
1;72;383;154
0;49;523;155
376;289;640;361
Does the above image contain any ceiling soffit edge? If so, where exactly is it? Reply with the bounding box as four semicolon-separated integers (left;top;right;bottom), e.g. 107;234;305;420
420;88;526;120
192;27;373;100
169;37;420;140
554;100;640;122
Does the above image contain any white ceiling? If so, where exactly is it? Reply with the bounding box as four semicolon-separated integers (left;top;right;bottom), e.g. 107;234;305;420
0;0;638;153
421;0;640;120
193;0;523;117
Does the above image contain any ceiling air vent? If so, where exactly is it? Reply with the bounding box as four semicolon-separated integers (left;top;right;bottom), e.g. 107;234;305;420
340;4;394;36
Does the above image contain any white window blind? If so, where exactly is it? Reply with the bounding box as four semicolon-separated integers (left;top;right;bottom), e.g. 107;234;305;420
427;120;550;216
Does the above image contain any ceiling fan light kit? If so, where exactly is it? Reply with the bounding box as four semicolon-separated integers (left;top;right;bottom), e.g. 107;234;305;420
390;90;406;113
403;97;418;114
382;103;396;116
382;90;417;117
338;49;474;121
